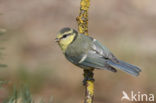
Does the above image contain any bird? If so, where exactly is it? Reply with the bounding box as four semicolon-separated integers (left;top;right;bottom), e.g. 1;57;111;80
56;27;141;76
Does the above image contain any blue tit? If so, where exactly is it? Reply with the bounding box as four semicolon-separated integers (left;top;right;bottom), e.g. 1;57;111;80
56;27;141;76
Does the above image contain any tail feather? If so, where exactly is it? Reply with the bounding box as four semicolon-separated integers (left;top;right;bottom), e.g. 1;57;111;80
107;60;141;76
118;60;141;72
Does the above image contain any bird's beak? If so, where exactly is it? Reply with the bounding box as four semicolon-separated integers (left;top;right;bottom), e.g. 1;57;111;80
55;38;59;42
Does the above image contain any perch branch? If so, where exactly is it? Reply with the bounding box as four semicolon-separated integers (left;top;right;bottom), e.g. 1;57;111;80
76;0;94;103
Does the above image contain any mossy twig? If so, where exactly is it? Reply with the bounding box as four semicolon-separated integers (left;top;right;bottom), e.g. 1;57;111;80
83;69;94;103
76;0;94;103
76;0;90;36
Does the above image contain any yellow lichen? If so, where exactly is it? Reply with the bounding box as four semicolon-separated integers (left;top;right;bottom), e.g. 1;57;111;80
87;81;94;96
77;0;90;36
77;0;94;103
80;0;90;10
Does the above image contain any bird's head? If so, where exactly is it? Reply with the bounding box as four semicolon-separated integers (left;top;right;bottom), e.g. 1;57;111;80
56;27;78;52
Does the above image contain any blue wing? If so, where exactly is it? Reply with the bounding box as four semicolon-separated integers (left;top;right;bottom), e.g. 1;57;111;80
80;38;141;76
65;34;141;76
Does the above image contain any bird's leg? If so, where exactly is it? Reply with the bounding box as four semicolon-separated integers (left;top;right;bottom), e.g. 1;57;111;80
83;69;94;85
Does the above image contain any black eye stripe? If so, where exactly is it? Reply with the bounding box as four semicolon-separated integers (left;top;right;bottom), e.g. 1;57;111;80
61;33;72;39
63;34;67;38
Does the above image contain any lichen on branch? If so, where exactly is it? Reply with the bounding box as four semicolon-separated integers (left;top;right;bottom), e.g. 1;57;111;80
76;0;90;36
76;0;94;103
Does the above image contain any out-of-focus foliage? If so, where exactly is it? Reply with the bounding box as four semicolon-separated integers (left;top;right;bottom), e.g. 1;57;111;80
3;86;34;103
0;28;7;68
0;28;7;88
3;86;53;103
0;81;7;88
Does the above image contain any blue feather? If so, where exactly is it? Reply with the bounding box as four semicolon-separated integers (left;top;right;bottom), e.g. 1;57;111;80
107;60;141;76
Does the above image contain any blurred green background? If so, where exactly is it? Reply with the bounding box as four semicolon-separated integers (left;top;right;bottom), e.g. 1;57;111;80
0;0;156;103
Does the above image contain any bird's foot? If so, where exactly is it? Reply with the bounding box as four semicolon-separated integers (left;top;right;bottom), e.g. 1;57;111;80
83;77;95;85
83;69;94;85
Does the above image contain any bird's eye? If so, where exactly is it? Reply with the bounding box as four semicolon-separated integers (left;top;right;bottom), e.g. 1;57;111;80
63;34;67;38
